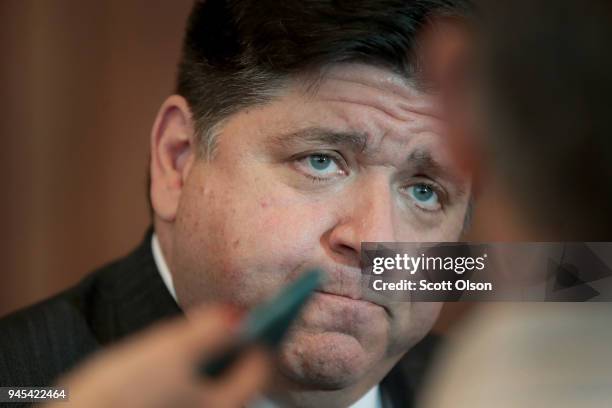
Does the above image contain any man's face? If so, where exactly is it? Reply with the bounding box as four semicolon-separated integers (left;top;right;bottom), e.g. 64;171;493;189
170;63;471;388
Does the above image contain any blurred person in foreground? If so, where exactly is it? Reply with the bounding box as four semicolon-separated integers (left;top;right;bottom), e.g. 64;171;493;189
0;1;475;407
421;0;612;406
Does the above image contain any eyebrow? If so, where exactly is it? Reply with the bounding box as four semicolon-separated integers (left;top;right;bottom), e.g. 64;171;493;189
408;149;444;173
267;127;369;153
405;149;468;195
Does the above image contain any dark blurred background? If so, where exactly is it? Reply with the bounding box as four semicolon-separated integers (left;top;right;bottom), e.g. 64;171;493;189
0;0;192;315
0;0;469;331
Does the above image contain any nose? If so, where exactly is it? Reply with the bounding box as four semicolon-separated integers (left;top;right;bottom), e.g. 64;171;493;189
327;179;396;264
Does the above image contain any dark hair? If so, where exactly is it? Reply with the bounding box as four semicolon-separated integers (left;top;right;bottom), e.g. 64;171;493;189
176;0;472;157
478;0;612;239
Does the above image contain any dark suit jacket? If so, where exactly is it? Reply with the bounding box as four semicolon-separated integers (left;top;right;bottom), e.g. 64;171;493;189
0;229;440;407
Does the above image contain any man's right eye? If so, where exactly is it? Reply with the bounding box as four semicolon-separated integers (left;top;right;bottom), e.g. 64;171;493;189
294;153;347;182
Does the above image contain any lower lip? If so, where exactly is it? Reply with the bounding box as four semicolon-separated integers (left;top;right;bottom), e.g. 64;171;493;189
314;291;384;311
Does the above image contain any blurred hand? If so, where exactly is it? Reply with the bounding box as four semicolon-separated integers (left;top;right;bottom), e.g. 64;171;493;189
44;305;270;408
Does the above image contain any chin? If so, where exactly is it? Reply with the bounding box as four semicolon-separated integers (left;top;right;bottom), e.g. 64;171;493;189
277;330;376;390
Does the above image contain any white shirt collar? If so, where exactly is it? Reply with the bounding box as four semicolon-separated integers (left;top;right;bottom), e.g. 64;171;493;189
151;233;177;301
249;385;381;408
150;233;382;408
351;386;383;408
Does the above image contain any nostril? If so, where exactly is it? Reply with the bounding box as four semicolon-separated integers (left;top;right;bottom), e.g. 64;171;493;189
328;243;361;268
337;242;358;257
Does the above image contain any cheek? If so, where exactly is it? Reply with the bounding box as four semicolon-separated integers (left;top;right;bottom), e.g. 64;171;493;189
395;221;463;242
442;200;471;239
227;176;335;251
398;203;468;242
387;302;443;355
178;173;335;305
229;199;329;279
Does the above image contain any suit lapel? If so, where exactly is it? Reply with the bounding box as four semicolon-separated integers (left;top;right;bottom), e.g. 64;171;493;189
92;227;183;344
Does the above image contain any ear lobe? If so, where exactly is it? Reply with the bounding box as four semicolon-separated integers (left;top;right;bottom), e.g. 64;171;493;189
149;95;196;222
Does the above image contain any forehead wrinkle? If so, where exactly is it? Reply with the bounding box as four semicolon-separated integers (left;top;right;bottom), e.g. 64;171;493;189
324;75;419;101
321;98;439;134
322;96;438;161
320;75;442;120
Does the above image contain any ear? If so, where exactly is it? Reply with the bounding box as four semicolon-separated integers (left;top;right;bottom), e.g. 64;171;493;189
149;95;197;222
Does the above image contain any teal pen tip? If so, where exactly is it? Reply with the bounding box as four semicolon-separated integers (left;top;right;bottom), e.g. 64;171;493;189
200;269;324;378
241;268;325;347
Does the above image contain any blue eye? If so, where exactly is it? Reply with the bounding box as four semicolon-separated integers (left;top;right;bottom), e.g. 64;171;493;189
293;153;346;182
298;153;342;178
407;183;440;210
309;154;334;172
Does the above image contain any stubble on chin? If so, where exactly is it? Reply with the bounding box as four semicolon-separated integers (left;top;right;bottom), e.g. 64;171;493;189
275;328;378;390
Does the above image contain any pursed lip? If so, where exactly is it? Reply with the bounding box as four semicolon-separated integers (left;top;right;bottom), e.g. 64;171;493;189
289;265;393;317
314;289;392;317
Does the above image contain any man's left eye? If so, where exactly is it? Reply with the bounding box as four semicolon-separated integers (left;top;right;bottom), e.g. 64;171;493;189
406;183;440;210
